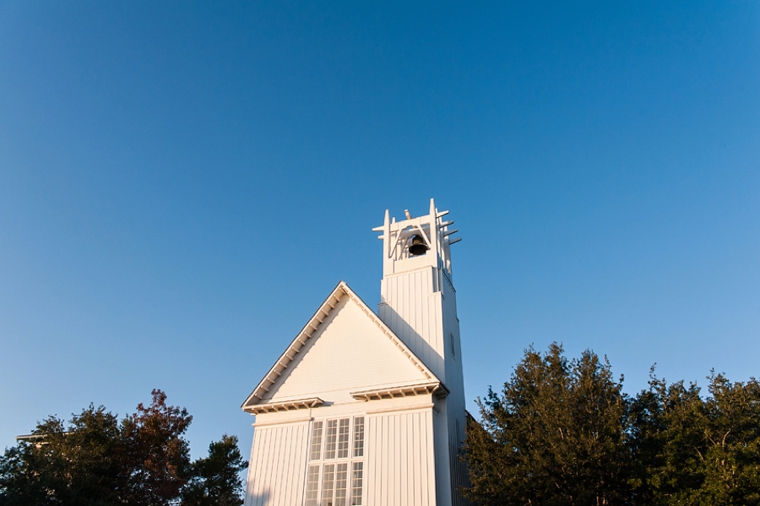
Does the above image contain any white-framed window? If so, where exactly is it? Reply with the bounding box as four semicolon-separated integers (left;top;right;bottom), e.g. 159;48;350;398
305;416;365;506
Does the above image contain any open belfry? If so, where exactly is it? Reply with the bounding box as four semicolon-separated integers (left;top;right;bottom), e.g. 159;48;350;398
242;199;469;506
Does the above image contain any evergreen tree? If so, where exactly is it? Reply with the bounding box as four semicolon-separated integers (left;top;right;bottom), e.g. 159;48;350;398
181;435;248;506
464;345;760;506
629;373;760;505
463;343;632;506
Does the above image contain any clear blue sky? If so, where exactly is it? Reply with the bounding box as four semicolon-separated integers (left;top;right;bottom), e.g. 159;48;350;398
1;1;758;457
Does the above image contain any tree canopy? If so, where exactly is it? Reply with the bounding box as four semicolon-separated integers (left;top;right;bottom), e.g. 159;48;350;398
181;435;248;506
629;372;760;505
0;390;247;506
463;343;631;506
463;344;760;506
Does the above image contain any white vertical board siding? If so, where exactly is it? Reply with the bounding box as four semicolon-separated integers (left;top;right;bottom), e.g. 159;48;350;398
433;406;453;506
380;265;471;506
379;267;445;380
245;422;309;506
366;409;437;506
440;273;470;506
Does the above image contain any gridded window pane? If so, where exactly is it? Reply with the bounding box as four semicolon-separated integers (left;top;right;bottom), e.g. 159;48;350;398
322;464;335;506
305;417;364;506
335;463;348;506
351;462;363;505
309;422;323;461
305;465;320;506
353;417;364;458
325;420;338;459
337;419;350;458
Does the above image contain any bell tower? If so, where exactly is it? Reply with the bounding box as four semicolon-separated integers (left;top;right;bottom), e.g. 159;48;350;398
373;198;468;506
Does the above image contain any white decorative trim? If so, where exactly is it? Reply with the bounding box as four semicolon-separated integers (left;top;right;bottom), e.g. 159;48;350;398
244;397;323;414
350;381;446;401
252;416;313;428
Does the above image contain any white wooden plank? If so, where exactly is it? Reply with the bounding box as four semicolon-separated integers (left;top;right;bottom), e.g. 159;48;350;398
413;411;423;506
400;413;407;504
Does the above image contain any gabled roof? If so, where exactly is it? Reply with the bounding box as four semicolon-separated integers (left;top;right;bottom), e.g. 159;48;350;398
242;281;440;413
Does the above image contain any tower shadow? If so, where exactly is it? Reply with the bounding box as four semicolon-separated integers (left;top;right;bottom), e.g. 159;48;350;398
379;302;445;381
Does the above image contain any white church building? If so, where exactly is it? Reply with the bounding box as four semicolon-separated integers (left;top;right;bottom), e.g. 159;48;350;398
242;200;469;506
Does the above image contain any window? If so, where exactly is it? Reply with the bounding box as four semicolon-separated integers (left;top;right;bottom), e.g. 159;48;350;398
307;417;365;506
351;462;363;506
322;465;335;504
353;417;364;457
310;421;323;460
325;420;337;459
305;465;320;506
337;419;350;458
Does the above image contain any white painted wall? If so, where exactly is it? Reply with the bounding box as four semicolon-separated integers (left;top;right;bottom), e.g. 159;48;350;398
379;267;445;379
248;398;441;506
365;407;438;506
245;421;309;506
264;296;430;404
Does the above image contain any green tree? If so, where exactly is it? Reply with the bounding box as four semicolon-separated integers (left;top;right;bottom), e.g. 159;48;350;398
0;390;247;506
181;435;248;506
628;374;708;504
463;343;632;506
0;406;124;506
701;374;760;504
629;373;760;505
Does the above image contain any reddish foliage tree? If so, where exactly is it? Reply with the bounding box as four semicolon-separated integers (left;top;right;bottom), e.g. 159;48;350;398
120;389;193;505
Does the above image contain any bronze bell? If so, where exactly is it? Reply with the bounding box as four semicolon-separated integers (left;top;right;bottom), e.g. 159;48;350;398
408;235;429;256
